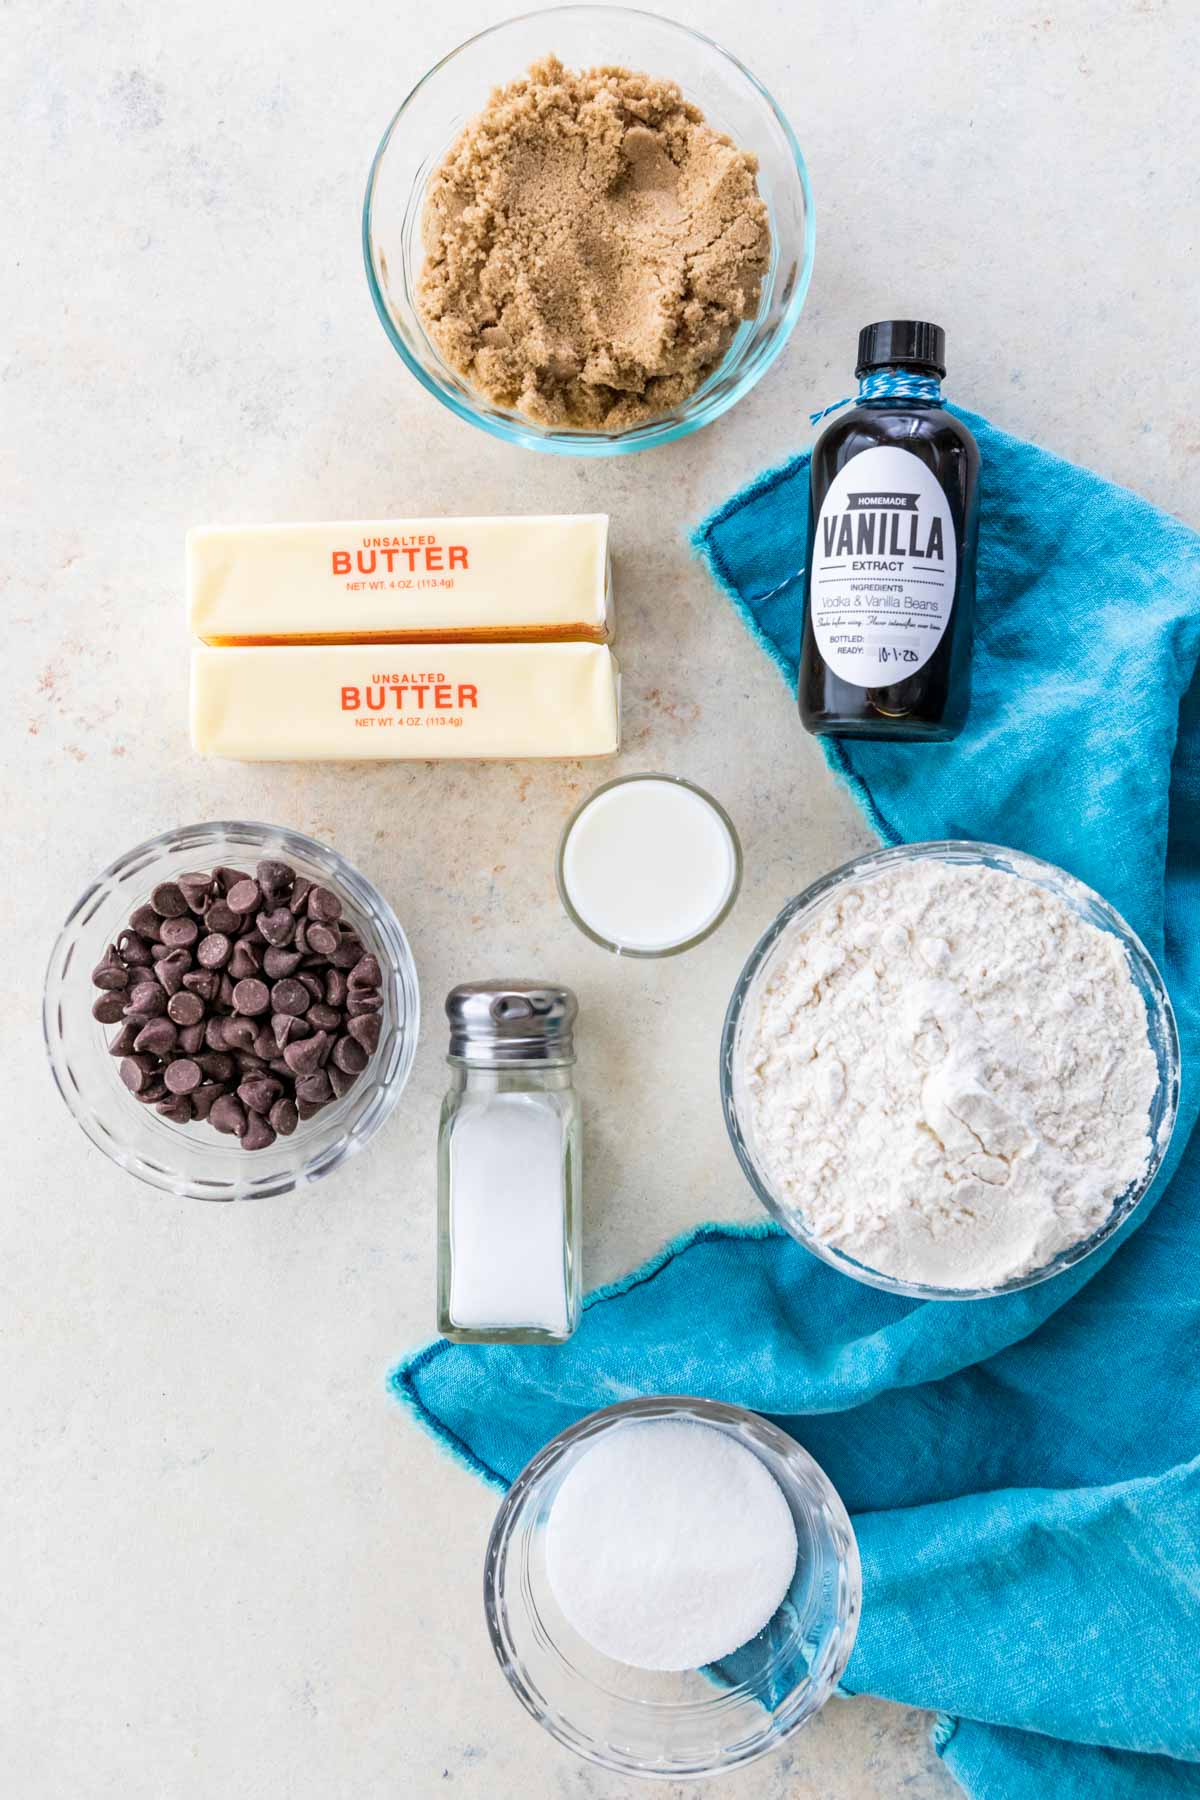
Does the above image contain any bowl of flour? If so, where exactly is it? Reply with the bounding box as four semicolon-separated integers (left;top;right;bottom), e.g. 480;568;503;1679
723;842;1180;1298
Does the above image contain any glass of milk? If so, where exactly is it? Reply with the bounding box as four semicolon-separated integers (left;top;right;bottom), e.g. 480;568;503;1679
557;774;742;957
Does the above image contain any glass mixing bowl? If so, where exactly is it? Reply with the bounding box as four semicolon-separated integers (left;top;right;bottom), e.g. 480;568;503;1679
484;1396;860;1778
43;821;419;1201
363;6;814;455
721;841;1181;1301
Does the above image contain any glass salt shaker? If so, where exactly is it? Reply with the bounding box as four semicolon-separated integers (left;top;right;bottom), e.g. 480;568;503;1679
437;980;582;1345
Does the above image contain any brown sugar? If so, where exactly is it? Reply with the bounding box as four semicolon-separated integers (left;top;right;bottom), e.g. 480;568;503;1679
416;56;771;432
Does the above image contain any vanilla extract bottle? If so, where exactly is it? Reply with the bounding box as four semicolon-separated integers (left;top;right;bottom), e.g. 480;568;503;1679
799;321;980;741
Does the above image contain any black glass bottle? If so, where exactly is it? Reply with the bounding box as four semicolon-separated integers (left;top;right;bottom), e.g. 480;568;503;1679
799;321;980;741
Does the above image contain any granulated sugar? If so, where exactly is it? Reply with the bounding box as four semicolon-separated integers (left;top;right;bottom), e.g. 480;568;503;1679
743;860;1159;1290
544;1419;797;1671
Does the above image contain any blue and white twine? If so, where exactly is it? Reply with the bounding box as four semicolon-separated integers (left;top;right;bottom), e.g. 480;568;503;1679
810;367;943;426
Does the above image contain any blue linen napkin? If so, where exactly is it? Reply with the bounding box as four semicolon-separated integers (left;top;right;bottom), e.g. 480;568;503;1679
394;409;1200;1798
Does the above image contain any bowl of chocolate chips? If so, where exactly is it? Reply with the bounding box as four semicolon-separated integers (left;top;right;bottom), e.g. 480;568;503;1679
44;822;419;1199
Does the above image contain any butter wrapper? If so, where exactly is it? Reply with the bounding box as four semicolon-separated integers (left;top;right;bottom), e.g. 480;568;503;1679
191;643;621;761
188;515;612;646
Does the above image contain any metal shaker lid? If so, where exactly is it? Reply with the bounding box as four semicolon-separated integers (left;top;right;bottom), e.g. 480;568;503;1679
445;979;578;1065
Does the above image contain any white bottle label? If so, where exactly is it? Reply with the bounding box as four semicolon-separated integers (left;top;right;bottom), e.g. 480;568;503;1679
810;444;957;687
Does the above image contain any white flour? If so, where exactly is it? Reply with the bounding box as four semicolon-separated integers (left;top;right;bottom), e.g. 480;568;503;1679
742;860;1158;1289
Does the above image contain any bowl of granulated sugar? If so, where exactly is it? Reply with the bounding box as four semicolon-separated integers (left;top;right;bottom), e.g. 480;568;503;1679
483;1396;860;1778
723;840;1181;1299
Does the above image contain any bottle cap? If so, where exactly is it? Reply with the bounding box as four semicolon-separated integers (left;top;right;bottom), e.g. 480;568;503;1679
445;979;577;1066
856;320;946;378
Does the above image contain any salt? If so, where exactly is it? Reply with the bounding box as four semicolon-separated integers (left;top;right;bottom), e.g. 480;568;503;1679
448;1094;568;1332
544;1419;798;1671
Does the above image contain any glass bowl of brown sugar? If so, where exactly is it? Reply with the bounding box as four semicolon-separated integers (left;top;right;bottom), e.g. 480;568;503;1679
363;7;814;456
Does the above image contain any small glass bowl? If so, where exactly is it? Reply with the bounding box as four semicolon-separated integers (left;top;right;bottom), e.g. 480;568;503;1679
556;773;742;957
363;6;814;456
43;821;419;1201
721;841;1181;1301
484;1396;860;1779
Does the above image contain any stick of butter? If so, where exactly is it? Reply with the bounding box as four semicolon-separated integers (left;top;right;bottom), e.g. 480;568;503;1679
188;515;612;645
191;644;621;761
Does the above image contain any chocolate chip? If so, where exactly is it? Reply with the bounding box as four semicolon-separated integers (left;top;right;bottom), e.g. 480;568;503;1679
324;969;347;1008
203;1017;228;1052
238;1076;282;1115
92;990;128;1023
165;1058;202;1095
241;1111;277;1151
167;991;204;1027
210;1094;247;1137
283;1030;327;1076
92;957;129;990
107;1020;141;1057
226;878;261;914
154;950;192;996
128;980;166;1016
295;1069;332;1105
133;1078;168;1104
271;978;310;1017
218;973;237;1009
160;915;199;948
197;932;232;969
263;946;302;978
268;1014;298;1049
130;904;163;940
149;941;173;961
287;878;313;916
228;940;261;980
178;1023;206;1055
134;1018;177;1056
296;1096;328;1121
349;954;382;989
232;977;270;1016
151;881;189;918
222;1017;258;1051
191;1083;224;1120
198;1051;234;1082
182;969;219;1002
332;936;364;969
256;859;295;899
269;1096;298;1136
156;1095;194;1123
333;1034;369;1074
329;1062;359;1099
205;901;240;934
117;930;154;966
178;871;214;913
348;1013;381;1054
120;1054;157;1094
252;1027;276;1062
306;885;342;923
214;866;251;894
306;1003;341;1031
346;988;383;1017
258;907;295;946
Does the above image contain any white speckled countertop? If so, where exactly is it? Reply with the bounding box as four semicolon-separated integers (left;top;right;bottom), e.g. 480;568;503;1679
5;0;1198;1793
